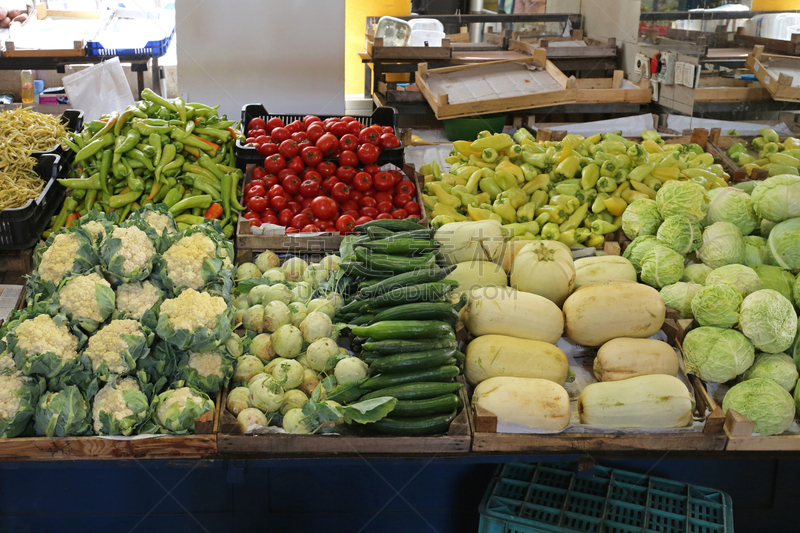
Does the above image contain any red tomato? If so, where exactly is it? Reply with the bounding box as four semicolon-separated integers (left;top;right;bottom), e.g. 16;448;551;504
266;117;285;132
349;190;364;203
250;129;266;138
321;176;339;194
336;165;357;184
391;208;408;219
296;138;311;149
285;227;299;234
363;164;381;176
271;127;290;142
316;220;335;231
246;184;266;199
287;202;302;216
363;188;377;197
373;171;394;191
248;218;262;227
243;211;260;222
316;161;337;178
311;196;338;220
291;214;312;229
291;193;303;203
248;117;266;132
354;215;373;226
360;206;379;218
374;191;393;204
357;143;380;165
278;140;299;159
396;180;416;196
255;135;271;145
340;115;355;123
331;182;351;203
404;201;420;215
251;167;267;181
257;142;278;156
383;126;394;134
359;195;377;208
341;200;359;213
248;196;268;213
380;133;401;149
301;224;320;233
248;179;266;192
279;208;293;226
282;175;301;195
277;168;297;181
285;120;304;134
339;134;359;152
245;137;257;146
286;156;305;174
335;215;356;234
376;213;393;220
376;201;393;214
343;209;360;220
338;150;358;167
348;121;363;136
302;200;314;210
264;154;286;174
330;121;350;138
300;179;321;198
306;123;324;144
301;146;323;167
389;169;404;185
270;195;287;211
303;115;321;127
352;172;373;192
394;193;412;207
291;132;309;144
261;214;279;225
304;170;322;184
316;133;339;156
265;174;279;189
359;126;383;145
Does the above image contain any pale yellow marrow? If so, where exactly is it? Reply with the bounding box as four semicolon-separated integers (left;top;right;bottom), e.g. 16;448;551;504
473;376;570;431
465;286;564;343
446;261;508;292
465;334;568;386
594;338;680;382
573;256;637;289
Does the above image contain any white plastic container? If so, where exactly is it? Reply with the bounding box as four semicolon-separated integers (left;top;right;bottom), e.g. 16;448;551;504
374;16;411;47
677;5;748;32
408;30;445;47
408;18;444;33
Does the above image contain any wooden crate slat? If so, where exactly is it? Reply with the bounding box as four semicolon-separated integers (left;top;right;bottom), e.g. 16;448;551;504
746;45;800;103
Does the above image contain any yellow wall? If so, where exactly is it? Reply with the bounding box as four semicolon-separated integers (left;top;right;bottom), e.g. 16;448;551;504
752;0;800;9
344;0;411;96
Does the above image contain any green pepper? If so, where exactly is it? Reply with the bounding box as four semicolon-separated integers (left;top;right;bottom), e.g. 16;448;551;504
97;149;112;195
74;133;115;163
133;121;173;136
513;127;535;144
58;174;102;190
175;214;206;225
191;177;222;201
596;176;617;194
229;171;245;211
162;187;183;208
62;135;82;154
541;222;560;240
221;173;232;219
109;190;141;209
154;144;177;183
113;129;141;164
169;194;213;216
70;188;87;201
479;178;503;201
223;224;234;239
521;151;549;169
125;148;154;171
534;212;550;226
126;173;145;193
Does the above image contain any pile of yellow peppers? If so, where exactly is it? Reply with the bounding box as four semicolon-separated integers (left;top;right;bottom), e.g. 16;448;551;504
419;128;730;247
726;128;800;177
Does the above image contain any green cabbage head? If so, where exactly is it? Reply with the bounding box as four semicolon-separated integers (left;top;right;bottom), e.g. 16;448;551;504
704;187;759;235
767;217;800;271
640;244;685;289
743;236;771;267
743;353;799;391
682;326;754;383
724;378;795;436
739;289;798;353
751;174;800;222
704;264;761;298
34;385;92;437
682;263;713;285
622;235;659;273
660;282;702;319
697;222;746;269
622;198;662;240
656;215;702;254
691;284;742;328
655;180;709;222
751;264;795;305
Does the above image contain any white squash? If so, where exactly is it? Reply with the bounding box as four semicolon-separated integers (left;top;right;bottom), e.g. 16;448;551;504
465;334;569;386
578;374;693;428
473;376;570;431
573;256;637;289
446;261;507;292
594;338;680;382
499;240;529;273
510;240;575;307
434;220;505;265
563;280;665;346
465;286;563;343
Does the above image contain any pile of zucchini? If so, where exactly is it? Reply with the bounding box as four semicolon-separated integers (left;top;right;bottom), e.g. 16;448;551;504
337;218;467;436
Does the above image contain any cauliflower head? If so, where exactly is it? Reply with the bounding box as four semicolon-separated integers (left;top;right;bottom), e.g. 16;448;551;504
100;223;157;283
115;280;163;328
83;319;150;379
0;371;43;438
153;386;214;434
157;289;233;352
28;228;98;298
156;225;234;296
73;210;117;244
176;348;236;393
57;270;115;331
143;212;175;237
92;377;149;435
10;314;81;378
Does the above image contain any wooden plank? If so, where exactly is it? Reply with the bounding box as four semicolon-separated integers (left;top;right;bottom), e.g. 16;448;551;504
724;409;755;437
746;46;800;103
735;28;800;57
693;85;771;103
365;36;451;60
3;5;91;57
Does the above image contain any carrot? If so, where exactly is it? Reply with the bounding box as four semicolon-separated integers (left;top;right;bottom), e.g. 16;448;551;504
204;203;223;219
65;213;80;227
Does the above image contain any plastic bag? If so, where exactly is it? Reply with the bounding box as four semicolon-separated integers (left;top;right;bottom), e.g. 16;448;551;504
63;57;135;122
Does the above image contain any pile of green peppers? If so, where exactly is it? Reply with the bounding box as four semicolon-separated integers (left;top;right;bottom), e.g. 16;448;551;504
50;88;244;239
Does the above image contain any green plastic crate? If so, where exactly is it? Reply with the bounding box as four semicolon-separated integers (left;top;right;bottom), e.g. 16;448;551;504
443;113;507;142
478;463;734;533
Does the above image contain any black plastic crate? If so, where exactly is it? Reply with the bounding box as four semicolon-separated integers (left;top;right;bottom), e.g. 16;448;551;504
0;154;66;251
234;104;403;170
31;109;84;177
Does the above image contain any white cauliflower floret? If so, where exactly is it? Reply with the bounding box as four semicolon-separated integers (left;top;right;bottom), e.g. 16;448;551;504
59;272;112;323
15;314;78;361
81;221;107;242
91;377;141;433
39;233;81;283
161;289;227;332
116;281;160;320
143;212;174;236
188;351;224;378
156;386;202;422
0;353;14;372
110;226;155;274
162;233;232;289
83;319;144;374
0;372;25;420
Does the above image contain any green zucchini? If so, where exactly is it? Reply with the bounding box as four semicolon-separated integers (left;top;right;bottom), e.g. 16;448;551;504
370;411;458;436
390;394;461;417
355;218;424;233
367;226;395;239
359;238;440;256
360;381;463;401
359;364;460;390
325;382;367;404
340;261;393;279
453;350;466;365
368;348;457;374
354;248;435;273
379;229;436;241
361;338;458;355
349;314;376;326
368;282;454;308
369;302;460;325
340;298;370;314
357;265;456;298
351;320;453;340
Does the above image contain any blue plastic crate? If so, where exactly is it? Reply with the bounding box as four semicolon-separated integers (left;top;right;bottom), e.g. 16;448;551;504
479;463;734;533
85;27;174;58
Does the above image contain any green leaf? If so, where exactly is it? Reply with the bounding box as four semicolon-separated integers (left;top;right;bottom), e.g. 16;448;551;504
339;397;397;425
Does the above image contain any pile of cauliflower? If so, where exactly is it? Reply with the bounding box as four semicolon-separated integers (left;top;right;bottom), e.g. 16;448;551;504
0;205;237;438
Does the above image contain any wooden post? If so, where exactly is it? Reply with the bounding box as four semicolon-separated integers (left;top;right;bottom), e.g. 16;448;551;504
724;409;756;436
690;128;709;149
703;407;726;434
612;70;623;89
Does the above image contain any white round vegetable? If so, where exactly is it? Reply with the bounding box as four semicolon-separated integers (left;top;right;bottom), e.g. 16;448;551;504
291;282;313;304
325;400;344;426
242;305;266;333
249;376;285;413
248;372;268;387
282;408;310;434
334;357;369;385
233;294;250;310
237;407;267;433
264;357;288;373
306;338;339;372
300;311;333;342
279;389;308;415
319;255;341;273
233;355;265;383
306;298;335;319
299;368;321;396
262;269;286;283
271;325;304;358
281;257;308;282
327;292;345;311
255;250;280;273
226;387;251;415
247;285;272;307
264;300;291;332
271;358;304;389
250;333;276;362
235;263;262;281
263;284;293;306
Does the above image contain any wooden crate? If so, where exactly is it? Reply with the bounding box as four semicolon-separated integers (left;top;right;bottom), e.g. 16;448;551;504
509;32;616;60
573;71;652;104
746;45;800;103
0;393;220;460
469;317;727;453
415;50;577;120
734;27;800;57
708;132;797;183
3;4;98;57
694;77;771;104
216;378;471;455
365;32;451;60
236;164;428;252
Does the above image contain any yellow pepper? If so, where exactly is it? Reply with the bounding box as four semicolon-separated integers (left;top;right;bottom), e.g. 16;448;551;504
504;222;540;238
444;155;461;165
643;176;662;192
541;222;560;240
759;128;780;144
558;230;577;247
744;163;763;176
452;141;474;157
440;173;456;185
469;155;496;169
713;177;728;188
555;155;580;179
494;170;518;191
451;185;479;208
611;181;631;198
424;175;435;184
467;204;502;223
651;167;680;181
601;141;627;154
630;180;657;199
586;133;602;144
621;190;650;203
492;197;517;223
432;203;468;221
603;197;627;216
784;137;800;150
642;139;663;153
765;163;800;176
495;160;524;183
551;194;580;215
453;165;481;177
516;202;538;222
563;134;585;148
465;169;483;194
522;174;550;194
575;227;591;243
769;152;800;167
536;205;567;224
592;219;619;234
475;192;491;205
560;202;590;232
470;133;514;152
552;140;574;163
421;193;436;210
592;192;610;213
428;182;461;208
627;163;655;182
499;187;526;209
529;190;549;211
580;163;600;190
